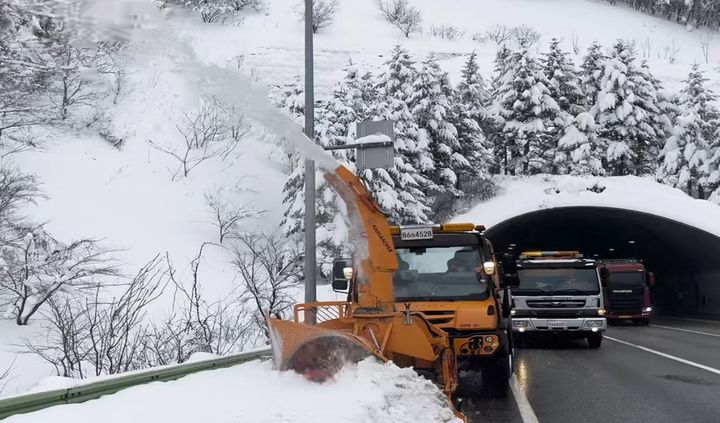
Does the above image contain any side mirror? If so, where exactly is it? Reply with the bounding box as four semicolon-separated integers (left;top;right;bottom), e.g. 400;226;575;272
502;274;520;289
600;267;610;287
600;268;610;280
332;258;352;292
647;272;656;287
499;254;519;288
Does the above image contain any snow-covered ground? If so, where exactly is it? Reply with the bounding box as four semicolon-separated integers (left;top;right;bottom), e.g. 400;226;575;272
6;0;720;398
4;358;461;423
456;175;720;237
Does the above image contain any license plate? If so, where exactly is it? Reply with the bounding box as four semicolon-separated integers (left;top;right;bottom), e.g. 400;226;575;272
619;315;632;319
548;320;568;329
400;227;433;241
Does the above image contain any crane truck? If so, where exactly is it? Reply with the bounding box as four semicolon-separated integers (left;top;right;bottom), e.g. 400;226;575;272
266;166;518;422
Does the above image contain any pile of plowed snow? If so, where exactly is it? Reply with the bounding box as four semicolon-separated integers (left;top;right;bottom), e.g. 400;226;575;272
5;358;461;423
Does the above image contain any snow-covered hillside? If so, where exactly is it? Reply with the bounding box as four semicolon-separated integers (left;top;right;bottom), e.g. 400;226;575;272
5;0;720;398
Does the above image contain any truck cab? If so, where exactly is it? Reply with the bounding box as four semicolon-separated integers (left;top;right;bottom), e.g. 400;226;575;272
599;259;654;325
510;251;607;348
333;223;515;385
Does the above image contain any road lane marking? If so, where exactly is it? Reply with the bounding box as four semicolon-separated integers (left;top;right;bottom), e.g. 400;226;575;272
605;336;720;376
659;316;720;325
651;324;720;338
510;373;540;423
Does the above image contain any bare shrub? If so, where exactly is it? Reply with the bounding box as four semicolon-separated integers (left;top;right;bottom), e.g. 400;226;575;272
428;24;466;41
376;0;422;38
640;38;652;59
153;244;256;362
483;24;510;45
0;165;40;223
0;356;16;393
700;32;713;64
0;227;119;326
25;255;169;378
232;232;302;335
228;0;264;11
149;96;248;179
570;33;581;55
296;0;339;33
662;40;680;64
205;191;265;243
510;25;541;48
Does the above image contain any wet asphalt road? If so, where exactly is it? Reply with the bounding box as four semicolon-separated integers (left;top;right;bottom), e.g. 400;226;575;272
462;317;720;423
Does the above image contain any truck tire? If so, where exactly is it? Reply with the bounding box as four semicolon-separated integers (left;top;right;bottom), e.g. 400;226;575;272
482;336;513;398
587;333;603;349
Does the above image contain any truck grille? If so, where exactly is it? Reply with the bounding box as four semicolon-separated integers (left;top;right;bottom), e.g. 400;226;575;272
530;310;582;318
527;300;586;308
607;295;642;313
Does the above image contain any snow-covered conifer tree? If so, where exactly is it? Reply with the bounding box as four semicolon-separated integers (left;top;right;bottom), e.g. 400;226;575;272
409;54;462;200
367;45;431;224
579;42;606;110
490;48;561;175
542;38;584;115
660;65;719;197
452;52;494;196
592;40;664;176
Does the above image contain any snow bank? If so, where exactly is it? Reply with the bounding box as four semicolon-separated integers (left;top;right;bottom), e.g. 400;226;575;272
456;175;720;237
5;359;460;423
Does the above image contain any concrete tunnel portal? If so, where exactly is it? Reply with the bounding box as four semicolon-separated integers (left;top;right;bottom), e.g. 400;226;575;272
484;206;720;318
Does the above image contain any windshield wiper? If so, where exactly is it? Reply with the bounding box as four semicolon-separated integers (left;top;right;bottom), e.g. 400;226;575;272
512;288;551;294
551;288;596;295
397;296;456;302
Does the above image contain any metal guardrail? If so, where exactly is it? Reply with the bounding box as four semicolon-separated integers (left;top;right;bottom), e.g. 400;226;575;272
0;348;271;420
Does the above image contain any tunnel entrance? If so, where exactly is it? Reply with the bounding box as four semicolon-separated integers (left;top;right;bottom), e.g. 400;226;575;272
485;207;720;318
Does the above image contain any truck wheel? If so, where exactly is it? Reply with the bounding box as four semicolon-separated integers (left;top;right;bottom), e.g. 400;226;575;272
587;333;603;349
513;333;524;349
481;349;512;398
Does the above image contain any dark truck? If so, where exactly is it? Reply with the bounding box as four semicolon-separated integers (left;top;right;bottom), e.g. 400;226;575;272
599;259;654;325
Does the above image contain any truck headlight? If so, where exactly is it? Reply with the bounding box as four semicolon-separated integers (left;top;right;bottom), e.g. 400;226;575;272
597;309;606;316
644;307;652;312
510;309;516;316
513;320;529;328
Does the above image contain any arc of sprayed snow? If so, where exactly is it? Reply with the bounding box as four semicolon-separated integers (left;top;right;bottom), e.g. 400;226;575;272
67;0;341;173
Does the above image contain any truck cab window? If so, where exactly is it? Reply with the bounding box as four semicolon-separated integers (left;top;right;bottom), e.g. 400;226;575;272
394;246;489;301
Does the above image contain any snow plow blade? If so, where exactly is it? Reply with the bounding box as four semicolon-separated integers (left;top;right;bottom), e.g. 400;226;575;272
267;317;381;382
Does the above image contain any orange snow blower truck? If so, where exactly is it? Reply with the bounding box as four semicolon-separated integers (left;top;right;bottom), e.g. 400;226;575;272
267;166;518;421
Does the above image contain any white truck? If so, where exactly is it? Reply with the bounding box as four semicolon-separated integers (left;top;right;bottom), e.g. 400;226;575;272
510;251;607;348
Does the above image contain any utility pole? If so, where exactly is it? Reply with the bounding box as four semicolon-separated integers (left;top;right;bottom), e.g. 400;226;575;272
303;0;317;320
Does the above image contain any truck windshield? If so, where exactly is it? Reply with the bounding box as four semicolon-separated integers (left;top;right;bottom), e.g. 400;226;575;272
516;268;600;295
607;271;646;287
394;246;489;301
